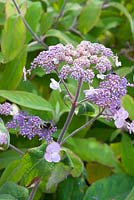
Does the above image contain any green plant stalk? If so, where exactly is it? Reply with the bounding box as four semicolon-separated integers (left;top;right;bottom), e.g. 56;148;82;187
9;144;24;155
61;109;104;145
57;79;82;143
12;0;48;49
28;178;40;200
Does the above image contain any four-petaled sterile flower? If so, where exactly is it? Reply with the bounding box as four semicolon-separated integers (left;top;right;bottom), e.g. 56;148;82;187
50;78;61;92
44;141;61;163
113;108;129;128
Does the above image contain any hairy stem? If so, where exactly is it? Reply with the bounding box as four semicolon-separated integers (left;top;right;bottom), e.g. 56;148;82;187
28;178;40;200
9;144;24;155
57;79;82;143
12;0;48;49
55;69;74;100
61;109;104;145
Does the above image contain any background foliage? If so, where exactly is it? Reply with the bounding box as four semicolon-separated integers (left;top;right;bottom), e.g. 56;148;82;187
0;0;134;199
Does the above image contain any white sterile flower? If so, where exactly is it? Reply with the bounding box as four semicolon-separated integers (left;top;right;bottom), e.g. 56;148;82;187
23;66;27;81
52;58;59;65
115;55;121;67
96;74;106;80
50;78;61;92
113;108;128;128
84;87;98;97
10;104;19;116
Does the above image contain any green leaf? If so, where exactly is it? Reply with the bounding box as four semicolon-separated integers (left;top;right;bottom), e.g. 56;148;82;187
0;47;27;90
116;67;134;77
49;90;69;122
125;186;134;200
25;1;42;43
121;134;134;176
0;160;22;186
0;182;29;200
66;137;121;172
122;95;134;120
108;2;134;40
63;148;83;177
0;90;53;111
0;150;21;170
40;12;54;34
83;174;134;200
0;119;10;150
0;194;16;200
45;29;78;46
57;176;87;200
1;16;26;62
78;0;102;34
78;103;95;116
46;163;71;192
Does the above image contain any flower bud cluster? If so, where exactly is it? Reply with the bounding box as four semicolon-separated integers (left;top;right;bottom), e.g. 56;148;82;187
6;111;57;142
28;41;118;83
0;103;12;116
84;74;127;115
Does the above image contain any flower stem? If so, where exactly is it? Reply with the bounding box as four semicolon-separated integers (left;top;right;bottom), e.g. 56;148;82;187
28;178;40;200
12;0;48;49
61;109;104;145
9;144;24;155
57;79;82;143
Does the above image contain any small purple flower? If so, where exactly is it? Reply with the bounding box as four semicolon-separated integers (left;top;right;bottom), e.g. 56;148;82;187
113;108;128;128
0;131;8;145
6;111;57;141
44;141;60;163
85;74;127;115
0;103;12;116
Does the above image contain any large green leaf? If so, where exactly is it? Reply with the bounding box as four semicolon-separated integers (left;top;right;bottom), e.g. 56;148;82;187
0;182;29;200
0;150;21;170
0;194;16;200
0;47;27;90
45;29;78;46
25;1;42;43
1;16;26;62
0;160;22;186
125;186;134;200
121;134;134;176
108;2;134;40
46;163;71;192
122;95;134;120
66;137;121;172
83;174;134;200
78;0;102;34
62;147;84;177
57;176;87;200
0;90;53;111
49;90;70;122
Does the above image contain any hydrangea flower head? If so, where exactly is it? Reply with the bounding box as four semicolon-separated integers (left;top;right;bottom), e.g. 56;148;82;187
6;111;57;142
44;141;60;163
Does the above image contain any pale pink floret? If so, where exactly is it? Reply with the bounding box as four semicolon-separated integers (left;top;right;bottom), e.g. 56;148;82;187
113;108;129;128
44;142;60;163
